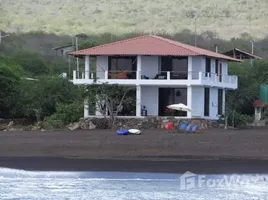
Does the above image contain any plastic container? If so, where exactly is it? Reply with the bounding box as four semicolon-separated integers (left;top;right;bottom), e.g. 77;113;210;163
260;84;268;104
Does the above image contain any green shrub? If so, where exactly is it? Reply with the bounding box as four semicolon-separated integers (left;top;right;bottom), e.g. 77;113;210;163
48;101;83;125
233;113;253;127
41;117;65;130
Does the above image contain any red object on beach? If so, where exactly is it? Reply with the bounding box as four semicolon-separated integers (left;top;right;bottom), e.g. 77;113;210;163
167;122;173;131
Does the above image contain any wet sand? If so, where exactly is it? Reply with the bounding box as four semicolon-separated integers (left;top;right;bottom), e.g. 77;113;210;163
1;128;268;173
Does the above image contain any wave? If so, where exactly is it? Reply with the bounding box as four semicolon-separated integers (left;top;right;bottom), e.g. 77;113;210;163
0;167;179;180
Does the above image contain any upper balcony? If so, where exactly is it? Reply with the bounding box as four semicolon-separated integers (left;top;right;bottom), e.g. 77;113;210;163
72;70;238;89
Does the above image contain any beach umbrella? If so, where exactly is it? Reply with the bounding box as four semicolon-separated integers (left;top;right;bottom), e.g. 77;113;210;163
167;103;192;112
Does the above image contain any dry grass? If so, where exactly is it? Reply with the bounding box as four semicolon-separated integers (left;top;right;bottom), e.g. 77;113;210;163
1;0;268;39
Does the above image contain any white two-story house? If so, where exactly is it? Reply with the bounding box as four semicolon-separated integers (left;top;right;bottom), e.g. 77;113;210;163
71;35;239;120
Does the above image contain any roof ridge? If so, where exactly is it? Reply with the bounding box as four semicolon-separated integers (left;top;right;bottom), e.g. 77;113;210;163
151;35;198;55
152;35;238;60
73;35;149;54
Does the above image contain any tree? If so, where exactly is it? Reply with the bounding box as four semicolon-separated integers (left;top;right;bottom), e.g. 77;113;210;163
84;83;135;129
13;77;82;121
224;60;268;128
0;56;21;118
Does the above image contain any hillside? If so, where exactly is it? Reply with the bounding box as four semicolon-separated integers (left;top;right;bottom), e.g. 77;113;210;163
0;0;268;39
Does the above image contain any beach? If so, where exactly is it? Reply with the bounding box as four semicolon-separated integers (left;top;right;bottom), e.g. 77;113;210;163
1;128;268;173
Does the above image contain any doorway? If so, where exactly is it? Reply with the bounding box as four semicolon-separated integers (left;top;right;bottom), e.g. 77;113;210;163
158;88;187;116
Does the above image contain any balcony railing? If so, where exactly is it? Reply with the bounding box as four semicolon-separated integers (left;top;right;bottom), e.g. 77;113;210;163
73;70;238;88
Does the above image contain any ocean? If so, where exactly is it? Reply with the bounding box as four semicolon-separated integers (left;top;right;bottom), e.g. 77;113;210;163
0;168;268;200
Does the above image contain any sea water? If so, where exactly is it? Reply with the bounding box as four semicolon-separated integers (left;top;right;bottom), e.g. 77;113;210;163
0;168;268;200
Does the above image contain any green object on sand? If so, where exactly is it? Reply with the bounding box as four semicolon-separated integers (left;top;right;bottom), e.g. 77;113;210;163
260;84;268;104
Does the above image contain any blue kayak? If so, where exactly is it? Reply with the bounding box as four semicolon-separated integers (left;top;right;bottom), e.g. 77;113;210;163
117;129;129;135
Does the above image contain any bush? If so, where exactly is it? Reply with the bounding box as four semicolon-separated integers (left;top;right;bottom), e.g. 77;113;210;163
232;113;254;127
47;101;83;125
41;117;65;130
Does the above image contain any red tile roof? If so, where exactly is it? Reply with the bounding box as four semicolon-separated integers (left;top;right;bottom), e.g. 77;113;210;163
70;35;241;62
253;99;265;108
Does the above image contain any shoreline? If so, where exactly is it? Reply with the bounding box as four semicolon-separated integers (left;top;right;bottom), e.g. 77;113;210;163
2;157;268;174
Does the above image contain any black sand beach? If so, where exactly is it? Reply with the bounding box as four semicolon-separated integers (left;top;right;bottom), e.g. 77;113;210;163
1;128;268;174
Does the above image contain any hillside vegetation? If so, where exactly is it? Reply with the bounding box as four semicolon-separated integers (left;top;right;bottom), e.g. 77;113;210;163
1;0;268;39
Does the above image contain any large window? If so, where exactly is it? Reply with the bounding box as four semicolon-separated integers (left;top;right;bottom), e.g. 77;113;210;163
108;56;137;79
204;88;210;117
218;89;223;115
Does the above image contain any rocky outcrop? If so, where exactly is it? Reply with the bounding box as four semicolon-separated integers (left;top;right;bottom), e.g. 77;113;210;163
79;117;218;130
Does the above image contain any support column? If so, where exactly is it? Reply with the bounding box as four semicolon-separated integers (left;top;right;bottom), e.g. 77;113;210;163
84;98;89;118
85;55;90;79
187;86;192;118
187;56;193;80
222;89;226;115
137;55;142;79
136;85;141;117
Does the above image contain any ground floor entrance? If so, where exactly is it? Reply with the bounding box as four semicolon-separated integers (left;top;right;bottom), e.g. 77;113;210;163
91;85;226;120
158;88;187;116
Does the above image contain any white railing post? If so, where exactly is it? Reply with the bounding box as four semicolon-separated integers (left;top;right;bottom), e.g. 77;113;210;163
105;70;108;80
73;70;76;80
198;71;202;81
188;71;192;80
187;56;192;80
137;71;141;80
82;72;85;79
167;71;170;80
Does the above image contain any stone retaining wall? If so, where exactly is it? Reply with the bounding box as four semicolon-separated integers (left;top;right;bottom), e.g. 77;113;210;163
79;117;219;130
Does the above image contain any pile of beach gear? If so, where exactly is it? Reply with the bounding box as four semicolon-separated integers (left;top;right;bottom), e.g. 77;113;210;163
166;121;200;133
116;129;141;135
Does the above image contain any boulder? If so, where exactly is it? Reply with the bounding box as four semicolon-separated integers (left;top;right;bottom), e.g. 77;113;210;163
67;122;80;131
88;121;96;130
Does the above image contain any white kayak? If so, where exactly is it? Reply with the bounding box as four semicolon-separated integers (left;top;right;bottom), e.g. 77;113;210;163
128;129;141;135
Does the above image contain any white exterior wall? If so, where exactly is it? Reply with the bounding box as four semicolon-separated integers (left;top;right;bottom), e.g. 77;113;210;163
192;56;203;79
141;56;159;78
191;86;204;118
96;56;108;79
141;86;159;116
220;60;228;75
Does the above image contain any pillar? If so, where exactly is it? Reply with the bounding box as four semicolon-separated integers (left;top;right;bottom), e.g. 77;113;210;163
137;55;142;79
136;85;141;117
188;56;193;80
187;86;192;118
85;55;90;79
84;98;89;118
222;89;226;115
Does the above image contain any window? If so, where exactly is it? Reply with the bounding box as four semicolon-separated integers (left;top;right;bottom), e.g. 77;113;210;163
218;89;223;115
204;88;210;116
205;58;211;77
108;56;137;79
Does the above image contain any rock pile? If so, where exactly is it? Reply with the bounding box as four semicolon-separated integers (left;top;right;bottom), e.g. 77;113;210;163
78;117;218;130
